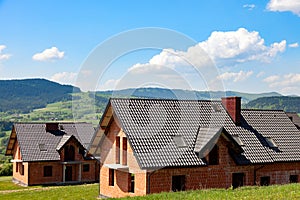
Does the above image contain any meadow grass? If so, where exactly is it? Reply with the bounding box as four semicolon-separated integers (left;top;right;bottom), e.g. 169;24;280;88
108;184;300;200
0;176;32;191
1;176;300;200
0;176;99;200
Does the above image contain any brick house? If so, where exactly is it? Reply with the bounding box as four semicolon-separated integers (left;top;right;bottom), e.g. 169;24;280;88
89;97;300;198
5;122;99;186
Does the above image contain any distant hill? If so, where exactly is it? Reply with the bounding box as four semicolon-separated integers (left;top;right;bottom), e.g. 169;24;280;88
245;96;300;113
98;88;282;103
0;79;80;113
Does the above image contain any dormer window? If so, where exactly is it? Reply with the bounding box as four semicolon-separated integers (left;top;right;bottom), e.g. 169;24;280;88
39;144;47;151
173;136;187;148
212;104;222;112
265;137;277;148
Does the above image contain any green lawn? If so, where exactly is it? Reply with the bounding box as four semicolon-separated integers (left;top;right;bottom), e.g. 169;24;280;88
0;177;99;200
0;176;30;191
1;176;300;200
109;184;300;200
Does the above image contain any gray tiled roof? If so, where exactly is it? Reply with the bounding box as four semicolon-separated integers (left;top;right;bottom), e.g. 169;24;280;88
14;122;95;162
109;98;300;169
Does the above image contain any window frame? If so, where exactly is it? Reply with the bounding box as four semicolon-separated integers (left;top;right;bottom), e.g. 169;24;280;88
83;164;90;172
290;175;298;183
129;173;135;193
208;144;219;165
43;166;53;177
122;137;128;165
116;137;120;164
260;176;270;186
20;164;24;176
109;169;114;186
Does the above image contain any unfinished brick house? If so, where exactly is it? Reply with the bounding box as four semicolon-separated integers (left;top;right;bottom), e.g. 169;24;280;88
89;97;300;198
5;122;99;186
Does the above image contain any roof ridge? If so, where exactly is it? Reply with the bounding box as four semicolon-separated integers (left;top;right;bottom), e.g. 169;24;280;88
242;109;285;112
14;122;91;125
110;97;222;102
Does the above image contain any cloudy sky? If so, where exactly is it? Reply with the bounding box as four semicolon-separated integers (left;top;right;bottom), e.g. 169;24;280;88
1;0;300;95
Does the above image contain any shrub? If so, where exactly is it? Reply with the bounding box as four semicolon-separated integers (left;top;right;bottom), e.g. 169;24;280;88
0;163;13;176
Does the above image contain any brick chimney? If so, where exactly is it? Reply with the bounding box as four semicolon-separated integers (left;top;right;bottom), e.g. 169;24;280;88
221;97;241;125
45;123;59;132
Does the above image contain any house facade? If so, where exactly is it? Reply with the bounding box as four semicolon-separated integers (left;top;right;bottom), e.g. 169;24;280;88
6;122;99;186
89;97;300;198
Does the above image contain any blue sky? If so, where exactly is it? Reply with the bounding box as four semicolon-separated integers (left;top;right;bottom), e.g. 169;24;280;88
1;0;300;95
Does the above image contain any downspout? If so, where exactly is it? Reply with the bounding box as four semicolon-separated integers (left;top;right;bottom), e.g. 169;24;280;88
253;165;265;185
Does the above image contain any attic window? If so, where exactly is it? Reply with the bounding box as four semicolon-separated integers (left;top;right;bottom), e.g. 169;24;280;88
59;125;64;130
173;136;187;148
265;137;277;148
212;104;221;112
39;144;47;151
232;136;244;146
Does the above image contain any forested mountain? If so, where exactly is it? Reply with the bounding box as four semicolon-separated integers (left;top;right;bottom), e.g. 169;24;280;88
245;96;300;113
99;88;281;103
0;78;282;114
0;79;80;113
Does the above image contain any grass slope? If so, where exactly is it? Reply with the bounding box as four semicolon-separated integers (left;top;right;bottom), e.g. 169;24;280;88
1;177;300;200
0;177;99;200
110;184;300;200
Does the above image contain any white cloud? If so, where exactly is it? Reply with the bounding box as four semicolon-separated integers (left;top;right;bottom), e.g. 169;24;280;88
217;70;253;82
32;47;64;61
198;28;286;64
256;71;265;78
97;28;286;91
289;42;299;48
97;79;120;91
263;73;300;95
243;4;255;10
0;45;11;60
263;75;280;83
51;72;77;85
267;0;300;16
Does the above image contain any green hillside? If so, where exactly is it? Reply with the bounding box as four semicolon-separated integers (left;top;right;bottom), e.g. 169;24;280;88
245;96;300;113
0;79;80;113
100;88;281;103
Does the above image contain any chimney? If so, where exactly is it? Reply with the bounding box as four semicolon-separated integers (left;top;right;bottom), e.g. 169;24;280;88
45;123;59;132
221;97;241;125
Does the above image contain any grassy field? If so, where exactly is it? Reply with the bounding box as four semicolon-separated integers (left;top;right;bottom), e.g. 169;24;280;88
1;176;300;200
110;184;300;200
0;176;99;200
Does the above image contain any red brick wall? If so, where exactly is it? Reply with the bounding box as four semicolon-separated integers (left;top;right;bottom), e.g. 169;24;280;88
28;161;63;185
12;141;29;185
27;160;98;185
149;136;254;193
82;160;99;182
255;162;300;185
100;120;147;198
